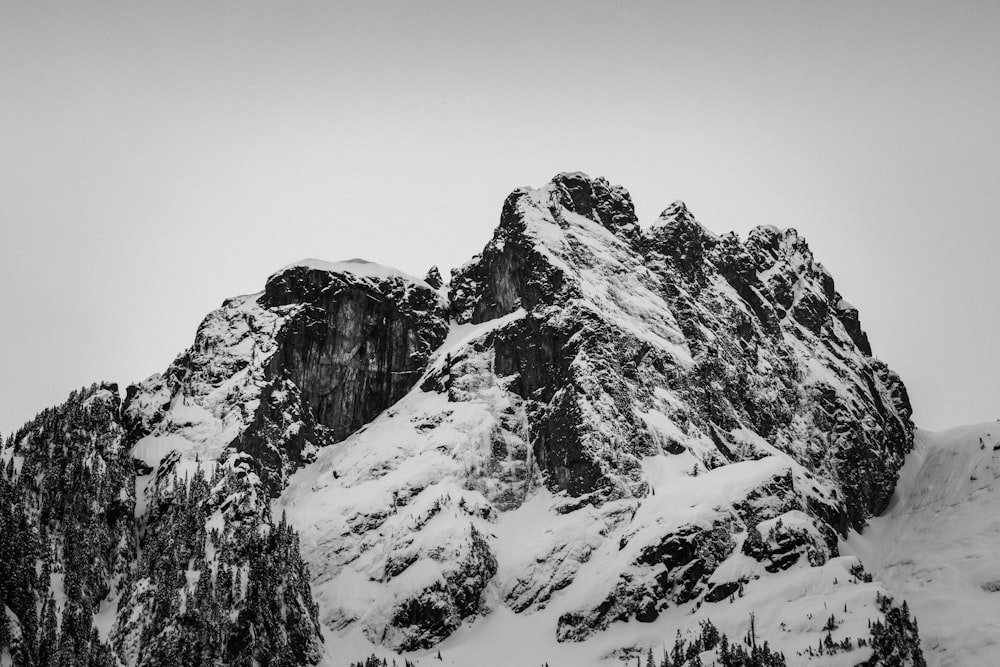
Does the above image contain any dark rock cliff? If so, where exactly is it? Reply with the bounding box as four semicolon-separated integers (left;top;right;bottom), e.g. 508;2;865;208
261;264;449;442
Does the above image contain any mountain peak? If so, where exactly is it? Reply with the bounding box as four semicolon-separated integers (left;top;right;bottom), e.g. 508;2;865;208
657;199;696;224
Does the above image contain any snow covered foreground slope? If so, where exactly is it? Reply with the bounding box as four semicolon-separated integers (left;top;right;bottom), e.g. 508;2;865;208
847;424;1000;666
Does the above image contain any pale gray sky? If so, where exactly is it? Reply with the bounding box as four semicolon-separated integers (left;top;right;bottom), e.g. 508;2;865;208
2;1;998;436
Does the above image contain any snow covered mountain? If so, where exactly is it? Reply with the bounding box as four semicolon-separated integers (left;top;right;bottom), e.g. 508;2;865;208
3;171;968;666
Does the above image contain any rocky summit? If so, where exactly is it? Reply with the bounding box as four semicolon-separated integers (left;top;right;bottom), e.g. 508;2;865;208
1;173;948;667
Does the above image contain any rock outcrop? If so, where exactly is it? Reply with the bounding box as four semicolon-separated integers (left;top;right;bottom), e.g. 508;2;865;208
261;262;449;442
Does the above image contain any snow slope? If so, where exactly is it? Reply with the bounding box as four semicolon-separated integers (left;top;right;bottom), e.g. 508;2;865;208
309;554;892;667
280;350;895;666
847;423;1000;666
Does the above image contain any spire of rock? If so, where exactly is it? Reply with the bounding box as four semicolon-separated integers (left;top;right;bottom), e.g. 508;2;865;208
658;199;696;225
424;265;444;289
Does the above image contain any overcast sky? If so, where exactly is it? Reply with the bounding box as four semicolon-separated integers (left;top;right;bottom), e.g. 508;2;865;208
1;1;998;436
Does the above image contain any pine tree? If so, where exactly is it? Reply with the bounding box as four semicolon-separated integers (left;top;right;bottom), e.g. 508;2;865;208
38;595;59;667
718;634;730;665
671;629;685;666
699;618;720;650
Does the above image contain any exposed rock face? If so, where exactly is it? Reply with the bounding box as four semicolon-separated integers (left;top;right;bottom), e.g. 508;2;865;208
229;376;330;494
450;188;572;324
643;219;914;528
551;171;640;239
424;265;444;290
262;264;449;443
385;524;497;650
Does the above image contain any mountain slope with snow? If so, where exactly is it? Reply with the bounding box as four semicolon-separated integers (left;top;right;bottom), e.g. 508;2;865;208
0;172;940;667
848;423;1000;666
